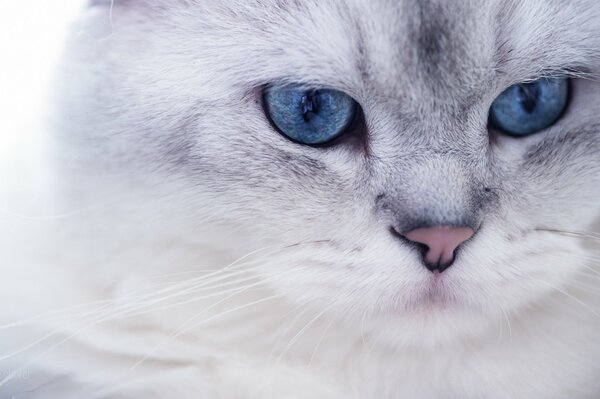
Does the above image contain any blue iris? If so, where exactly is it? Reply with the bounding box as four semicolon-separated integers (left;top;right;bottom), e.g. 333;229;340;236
264;85;358;145
489;78;569;136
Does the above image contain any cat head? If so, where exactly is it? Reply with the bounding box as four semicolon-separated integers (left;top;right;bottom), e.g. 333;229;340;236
61;0;600;346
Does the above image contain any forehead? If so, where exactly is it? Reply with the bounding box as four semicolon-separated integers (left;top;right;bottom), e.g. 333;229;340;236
190;0;598;101
210;0;495;95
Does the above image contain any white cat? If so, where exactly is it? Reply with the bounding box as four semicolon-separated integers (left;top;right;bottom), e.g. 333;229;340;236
1;0;600;398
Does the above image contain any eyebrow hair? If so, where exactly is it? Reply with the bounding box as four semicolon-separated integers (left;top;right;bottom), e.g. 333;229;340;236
493;0;600;78
526;65;598;82
494;37;600;84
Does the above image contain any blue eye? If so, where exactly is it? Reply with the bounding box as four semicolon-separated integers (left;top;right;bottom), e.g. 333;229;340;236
264;85;358;145
489;78;569;137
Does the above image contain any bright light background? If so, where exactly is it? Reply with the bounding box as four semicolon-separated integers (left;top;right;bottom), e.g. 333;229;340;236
0;1;84;144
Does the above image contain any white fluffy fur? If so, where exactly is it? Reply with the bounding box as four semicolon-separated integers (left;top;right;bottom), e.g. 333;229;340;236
1;0;600;398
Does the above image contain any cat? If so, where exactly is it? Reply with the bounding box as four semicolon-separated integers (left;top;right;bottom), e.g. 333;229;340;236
1;0;600;397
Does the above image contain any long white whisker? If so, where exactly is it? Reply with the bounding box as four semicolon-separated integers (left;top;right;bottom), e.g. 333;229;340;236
0;245;286;331
102;292;285;394
0;274;276;388
534;278;600;319
267;304;312;362
0;271;263;363
307;311;337;367
536;228;600;241
0;240;325;387
4;264;258;333
271;302;337;374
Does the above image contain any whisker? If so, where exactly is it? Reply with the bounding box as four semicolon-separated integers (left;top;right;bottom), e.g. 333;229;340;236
274;302;335;365
540;252;600;277
0;239;330;387
535;228;600;242
0;274;274;388
0;243;293;331
107;266;301;384
531;278;600;319
265;301;338;391
267;304;312;363
0;271;263;363
498;303;513;344
100;292;285;393
307;312;337;367
0;255;286;363
0;268;253;331
6;246;282;341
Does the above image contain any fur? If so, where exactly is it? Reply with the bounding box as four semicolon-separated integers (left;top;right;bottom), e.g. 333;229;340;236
1;0;600;397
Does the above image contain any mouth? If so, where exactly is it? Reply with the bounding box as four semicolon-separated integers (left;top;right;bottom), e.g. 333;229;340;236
373;275;462;320
405;273;461;312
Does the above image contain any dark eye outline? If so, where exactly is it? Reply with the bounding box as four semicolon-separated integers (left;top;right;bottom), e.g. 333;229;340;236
261;84;365;148
487;78;571;138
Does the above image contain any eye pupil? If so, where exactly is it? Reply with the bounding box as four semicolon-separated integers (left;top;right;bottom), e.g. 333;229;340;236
300;92;320;122
517;83;540;114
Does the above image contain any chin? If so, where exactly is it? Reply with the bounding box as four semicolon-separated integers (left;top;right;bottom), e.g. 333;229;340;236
364;285;501;348
336;259;544;349
365;310;494;349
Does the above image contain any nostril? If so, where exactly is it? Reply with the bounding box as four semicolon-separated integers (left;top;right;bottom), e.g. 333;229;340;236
394;226;476;272
388;227;431;265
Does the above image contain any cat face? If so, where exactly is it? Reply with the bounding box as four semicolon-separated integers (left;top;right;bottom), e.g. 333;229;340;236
66;0;600;346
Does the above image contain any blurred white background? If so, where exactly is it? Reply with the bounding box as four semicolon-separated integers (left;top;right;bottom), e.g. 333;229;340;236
0;1;85;215
0;1;84;144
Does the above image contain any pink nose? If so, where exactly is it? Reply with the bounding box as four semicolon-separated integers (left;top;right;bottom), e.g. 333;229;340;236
403;226;475;271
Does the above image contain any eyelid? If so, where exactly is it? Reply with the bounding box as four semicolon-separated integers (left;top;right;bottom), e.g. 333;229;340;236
508;67;581;87
493;76;571;108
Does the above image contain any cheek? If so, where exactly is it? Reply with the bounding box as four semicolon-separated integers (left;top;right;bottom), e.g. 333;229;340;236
248;219;410;291
495;127;600;232
461;224;588;310
185;114;374;230
520;156;600;229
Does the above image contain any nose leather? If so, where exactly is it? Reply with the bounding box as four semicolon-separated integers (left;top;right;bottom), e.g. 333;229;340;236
403;226;475;269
